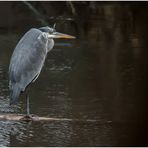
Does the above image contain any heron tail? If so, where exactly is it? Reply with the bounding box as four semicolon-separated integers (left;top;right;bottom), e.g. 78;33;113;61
10;86;21;105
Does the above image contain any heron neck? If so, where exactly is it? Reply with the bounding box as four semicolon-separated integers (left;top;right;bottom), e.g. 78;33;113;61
47;39;54;52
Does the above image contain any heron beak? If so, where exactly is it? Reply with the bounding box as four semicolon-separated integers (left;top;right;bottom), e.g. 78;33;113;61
48;32;76;39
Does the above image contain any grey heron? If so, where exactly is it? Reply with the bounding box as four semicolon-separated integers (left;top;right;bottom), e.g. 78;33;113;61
9;26;75;118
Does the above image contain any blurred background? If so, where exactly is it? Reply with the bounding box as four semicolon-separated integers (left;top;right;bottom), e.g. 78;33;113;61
0;1;148;146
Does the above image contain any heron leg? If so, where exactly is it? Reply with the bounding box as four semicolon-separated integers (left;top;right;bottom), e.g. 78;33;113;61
20;94;33;121
26;94;30;116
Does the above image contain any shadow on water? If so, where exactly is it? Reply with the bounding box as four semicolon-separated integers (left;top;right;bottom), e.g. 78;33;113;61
0;2;148;146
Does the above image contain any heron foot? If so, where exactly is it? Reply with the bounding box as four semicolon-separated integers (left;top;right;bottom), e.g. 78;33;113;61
20;114;39;121
20;114;33;121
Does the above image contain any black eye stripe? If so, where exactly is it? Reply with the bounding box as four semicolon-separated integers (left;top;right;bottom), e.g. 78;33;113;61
39;26;56;34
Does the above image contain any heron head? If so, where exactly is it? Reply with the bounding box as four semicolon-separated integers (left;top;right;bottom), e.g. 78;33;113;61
39;26;76;39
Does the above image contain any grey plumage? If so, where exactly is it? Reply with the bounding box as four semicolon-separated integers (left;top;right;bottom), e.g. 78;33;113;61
9;27;54;104
9;26;75;106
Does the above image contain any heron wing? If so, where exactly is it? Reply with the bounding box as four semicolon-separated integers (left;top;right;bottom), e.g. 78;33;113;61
9;28;49;93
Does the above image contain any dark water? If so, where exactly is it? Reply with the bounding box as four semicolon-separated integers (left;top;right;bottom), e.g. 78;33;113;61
0;3;148;146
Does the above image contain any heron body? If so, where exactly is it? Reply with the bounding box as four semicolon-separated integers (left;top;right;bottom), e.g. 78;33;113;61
9;26;75;111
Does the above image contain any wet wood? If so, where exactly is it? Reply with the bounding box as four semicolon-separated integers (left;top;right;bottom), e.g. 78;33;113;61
0;113;102;122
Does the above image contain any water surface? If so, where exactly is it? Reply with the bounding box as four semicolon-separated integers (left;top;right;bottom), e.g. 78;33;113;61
0;3;148;146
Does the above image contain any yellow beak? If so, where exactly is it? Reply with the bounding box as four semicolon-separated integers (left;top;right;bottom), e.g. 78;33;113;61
48;32;76;39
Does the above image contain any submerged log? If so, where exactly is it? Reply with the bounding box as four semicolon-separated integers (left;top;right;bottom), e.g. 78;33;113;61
0;113;103;122
0;113;71;122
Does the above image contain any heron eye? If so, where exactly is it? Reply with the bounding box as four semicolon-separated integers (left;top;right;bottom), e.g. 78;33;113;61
48;29;54;34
